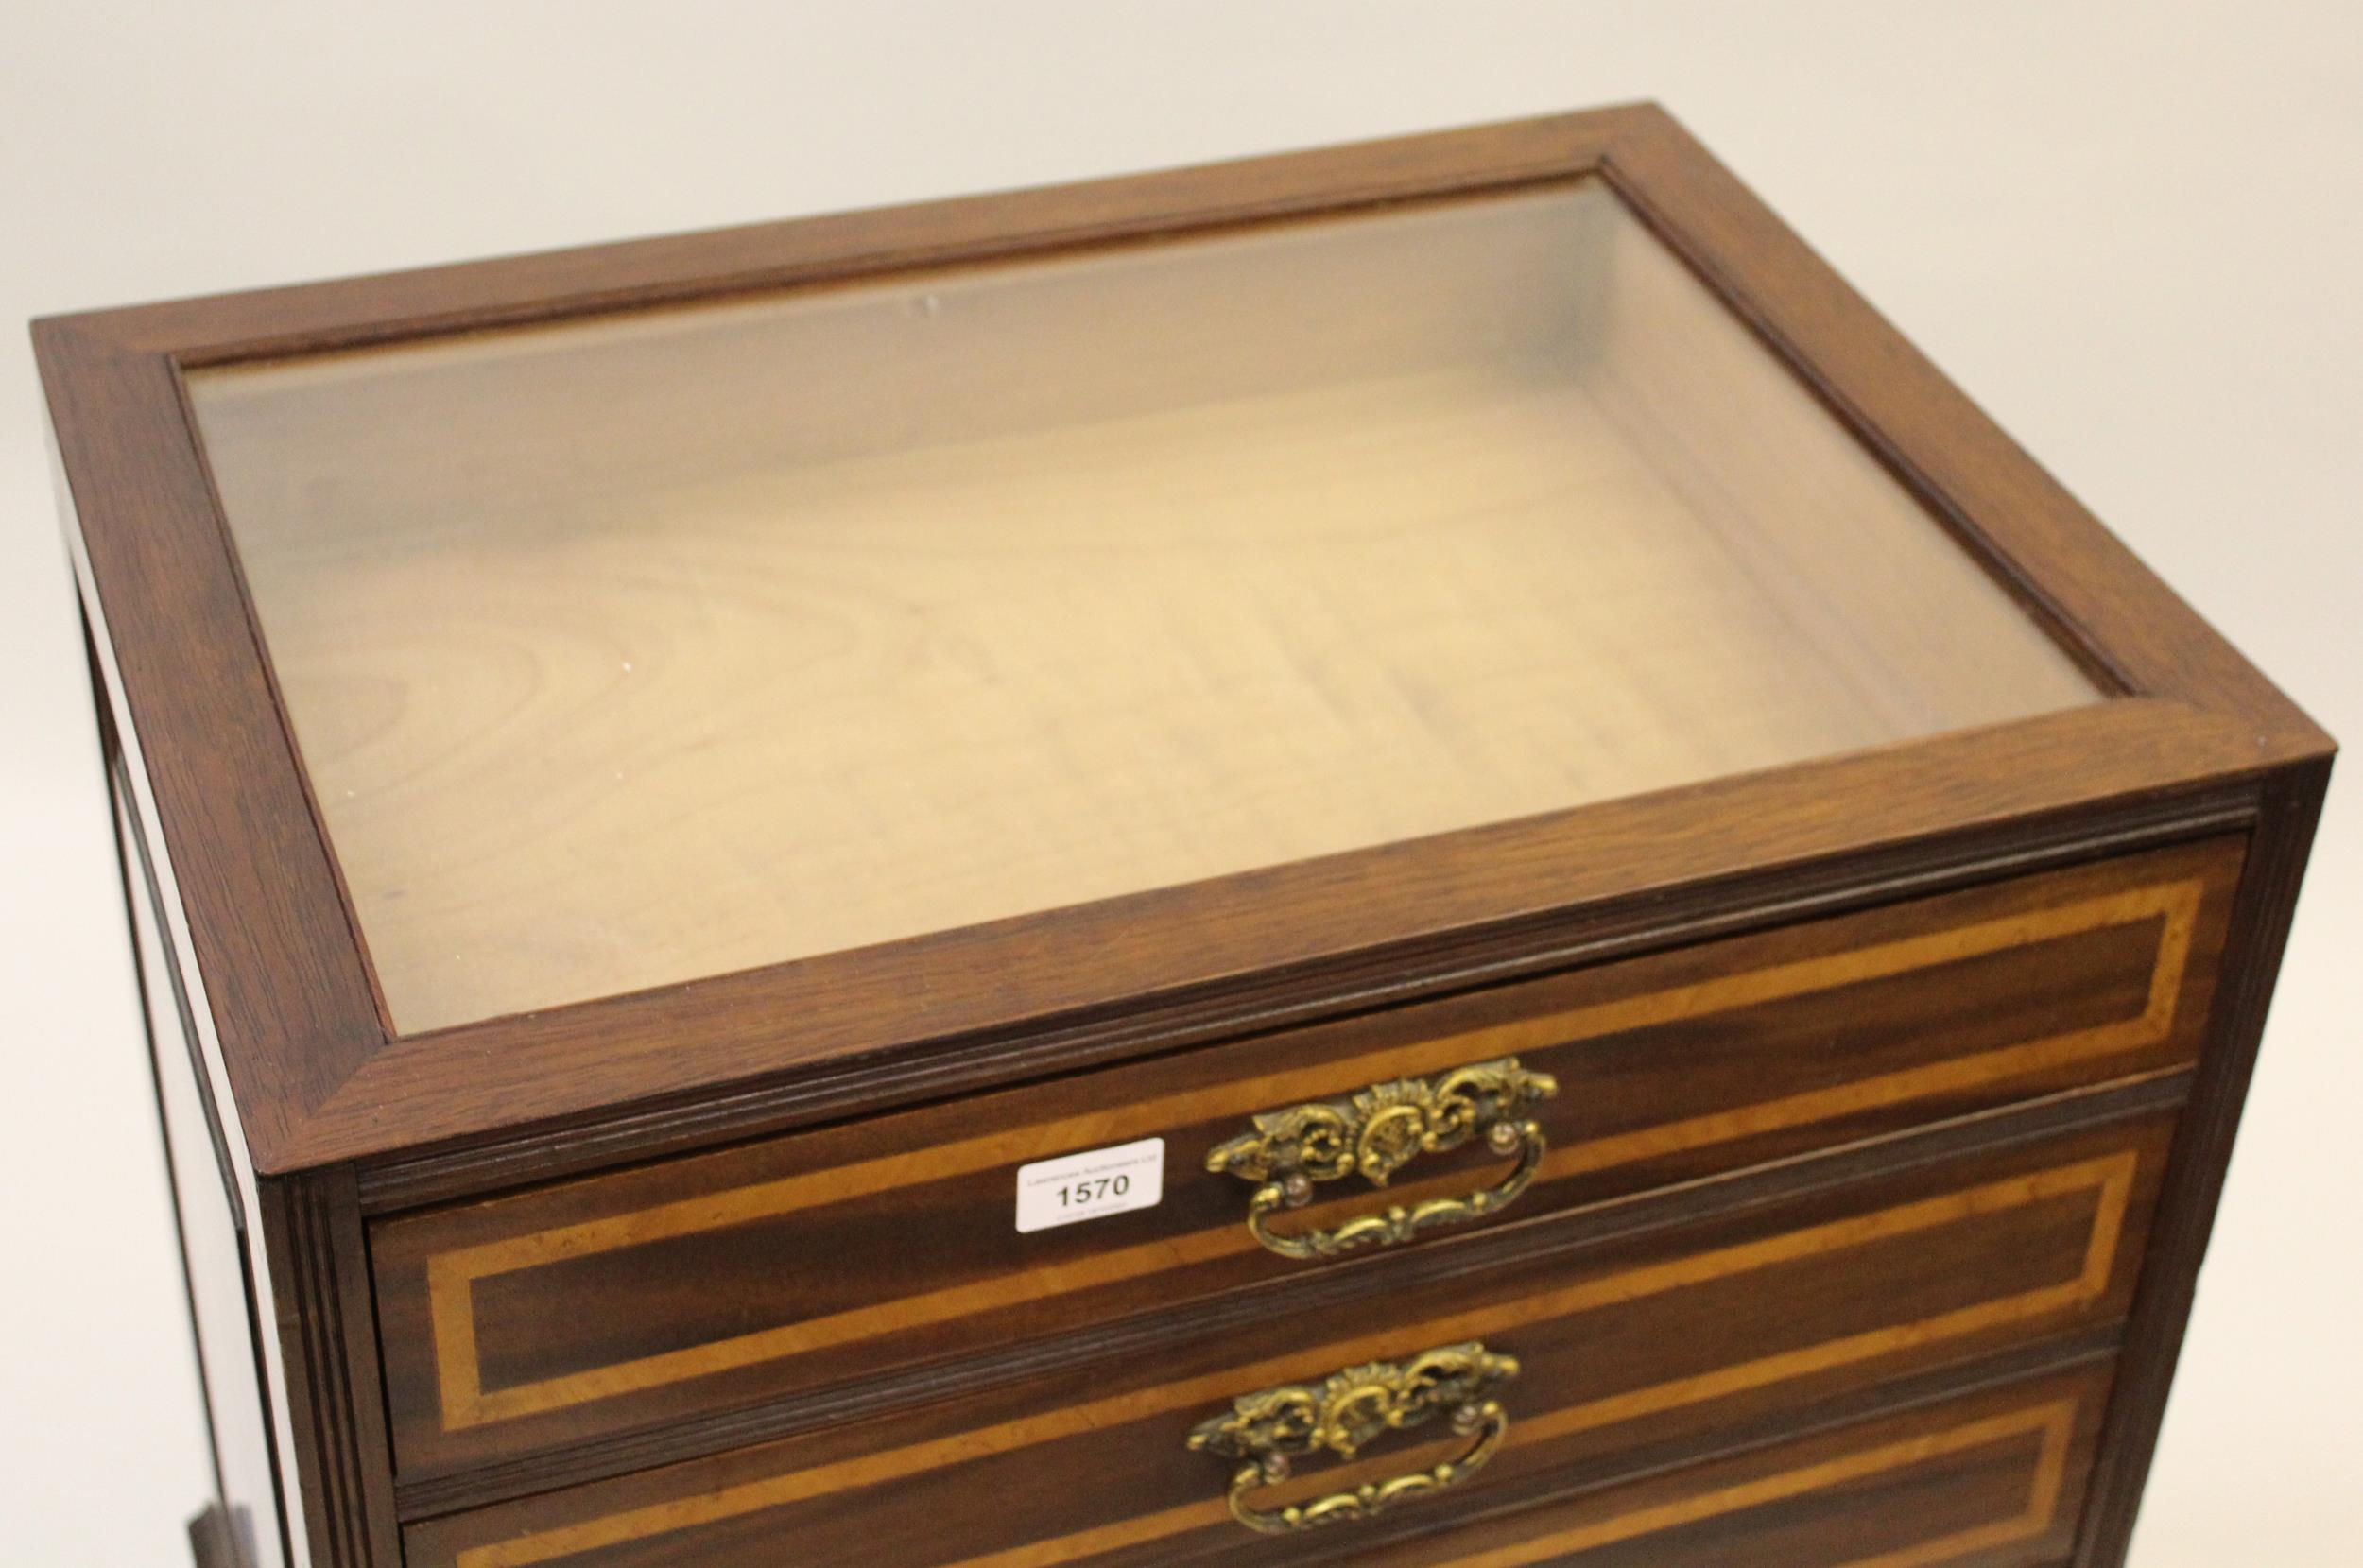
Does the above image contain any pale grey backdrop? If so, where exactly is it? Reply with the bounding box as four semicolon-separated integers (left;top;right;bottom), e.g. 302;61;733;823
2;4;2354;1563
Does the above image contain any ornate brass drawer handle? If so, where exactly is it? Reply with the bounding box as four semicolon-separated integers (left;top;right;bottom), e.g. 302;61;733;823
1186;1341;1520;1534
1205;1058;1559;1259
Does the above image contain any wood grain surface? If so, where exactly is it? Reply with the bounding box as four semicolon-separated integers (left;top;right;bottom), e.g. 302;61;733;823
371;837;2235;1477
400;1116;2165;1566
1338;1362;2113;1568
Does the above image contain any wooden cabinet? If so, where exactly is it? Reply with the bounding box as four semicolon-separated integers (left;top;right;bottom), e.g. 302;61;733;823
39;106;2332;1568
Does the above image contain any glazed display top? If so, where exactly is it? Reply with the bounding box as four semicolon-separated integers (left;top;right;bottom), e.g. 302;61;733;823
187;180;2096;1034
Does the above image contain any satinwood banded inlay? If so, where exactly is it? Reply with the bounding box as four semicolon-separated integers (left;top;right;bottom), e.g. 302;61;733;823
1417;1397;2077;1568
436;1149;2133;1565
419;872;2198;1435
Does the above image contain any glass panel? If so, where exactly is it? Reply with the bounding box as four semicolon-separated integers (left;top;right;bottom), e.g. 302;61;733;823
189;181;2099;1033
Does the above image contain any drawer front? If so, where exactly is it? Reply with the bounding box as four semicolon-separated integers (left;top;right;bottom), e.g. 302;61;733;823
374;837;2237;1475
401;1110;2171;1566
1337;1362;2112;1568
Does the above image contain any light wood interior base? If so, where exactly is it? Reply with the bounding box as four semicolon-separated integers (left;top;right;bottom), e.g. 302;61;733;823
194;185;2096;1031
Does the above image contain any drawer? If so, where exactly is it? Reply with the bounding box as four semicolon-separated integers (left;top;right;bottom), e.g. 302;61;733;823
401;1107;2172;1565
373;837;2237;1474
1327;1361;2113;1568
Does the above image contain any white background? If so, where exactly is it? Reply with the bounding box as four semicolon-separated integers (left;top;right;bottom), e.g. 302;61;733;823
1;4;2354;1563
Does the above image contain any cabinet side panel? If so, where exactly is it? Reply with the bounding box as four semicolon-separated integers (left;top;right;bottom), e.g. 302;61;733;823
2075;757;2336;1564
261;1171;405;1568
62;397;322;1568
115;769;289;1568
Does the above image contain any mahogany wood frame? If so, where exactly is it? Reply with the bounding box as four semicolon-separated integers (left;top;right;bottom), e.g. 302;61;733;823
40;104;2333;1568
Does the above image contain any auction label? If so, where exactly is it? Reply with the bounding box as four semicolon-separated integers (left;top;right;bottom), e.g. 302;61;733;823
1015;1138;1164;1233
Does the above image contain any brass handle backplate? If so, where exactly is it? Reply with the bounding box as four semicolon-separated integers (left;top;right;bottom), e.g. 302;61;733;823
1205;1058;1559;1260
1186;1341;1520;1534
